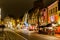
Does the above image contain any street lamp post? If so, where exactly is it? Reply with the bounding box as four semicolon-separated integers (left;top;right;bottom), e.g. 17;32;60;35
34;0;44;33
37;9;41;33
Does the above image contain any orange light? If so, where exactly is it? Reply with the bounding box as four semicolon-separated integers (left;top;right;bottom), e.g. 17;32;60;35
48;17;51;23
58;18;60;24
17;19;20;22
55;15;58;22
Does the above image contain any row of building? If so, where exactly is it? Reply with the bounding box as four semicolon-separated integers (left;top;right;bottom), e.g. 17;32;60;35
22;0;60;26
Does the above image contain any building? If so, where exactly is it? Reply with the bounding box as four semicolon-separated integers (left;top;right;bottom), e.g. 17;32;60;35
28;0;58;26
39;8;48;25
22;12;29;24
47;0;58;23
58;0;60;10
28;8;39;25
57;11;60;24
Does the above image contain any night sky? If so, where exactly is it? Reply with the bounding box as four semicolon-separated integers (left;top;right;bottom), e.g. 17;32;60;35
0;0;35;19
0;0;57;19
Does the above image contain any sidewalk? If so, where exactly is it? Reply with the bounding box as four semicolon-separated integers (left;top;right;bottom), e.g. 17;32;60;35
55;34;60;38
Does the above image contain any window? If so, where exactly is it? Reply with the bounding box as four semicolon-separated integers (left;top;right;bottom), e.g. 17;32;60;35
49;10;51;16
53;8;54;13
56;7;57;12
54;7;57;13
49;10;50;14
59;13;60;16
51;9;52;14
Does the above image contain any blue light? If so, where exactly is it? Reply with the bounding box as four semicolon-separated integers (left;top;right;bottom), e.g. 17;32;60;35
24;21;28;27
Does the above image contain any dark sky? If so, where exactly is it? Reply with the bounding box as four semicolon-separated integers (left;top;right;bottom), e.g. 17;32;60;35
0;0;35;19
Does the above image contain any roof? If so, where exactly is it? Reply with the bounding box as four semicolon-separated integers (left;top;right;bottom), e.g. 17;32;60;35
43;0;56;7
28;0;56;16
28;8;35;13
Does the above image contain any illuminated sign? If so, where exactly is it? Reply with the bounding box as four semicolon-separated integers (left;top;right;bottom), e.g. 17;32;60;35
50;15;55;22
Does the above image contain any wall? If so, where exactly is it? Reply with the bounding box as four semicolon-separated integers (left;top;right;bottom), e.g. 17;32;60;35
48;1;58;23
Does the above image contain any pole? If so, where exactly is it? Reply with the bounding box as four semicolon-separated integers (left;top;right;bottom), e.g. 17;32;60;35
47;8;48;24
0;8;1;24
37;9;41;33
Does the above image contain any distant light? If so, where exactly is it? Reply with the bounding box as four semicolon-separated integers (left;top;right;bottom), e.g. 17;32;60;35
52;24;56;26
17;19;20;22
58;17;60;25
24;21;28;27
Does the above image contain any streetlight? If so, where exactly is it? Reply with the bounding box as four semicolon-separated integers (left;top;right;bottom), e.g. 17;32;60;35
34;0;44;33
37;8;41;33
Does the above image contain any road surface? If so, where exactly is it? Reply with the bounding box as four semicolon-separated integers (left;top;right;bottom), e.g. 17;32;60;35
16;29;60;40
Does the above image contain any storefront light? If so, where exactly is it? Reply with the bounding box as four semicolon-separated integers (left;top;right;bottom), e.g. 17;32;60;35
17;19;19;22
52;23;57;27
58;20;60;25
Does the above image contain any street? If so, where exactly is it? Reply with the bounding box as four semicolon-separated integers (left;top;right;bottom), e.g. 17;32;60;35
16;29;60;40
0;28;60;40
0;28;27;40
